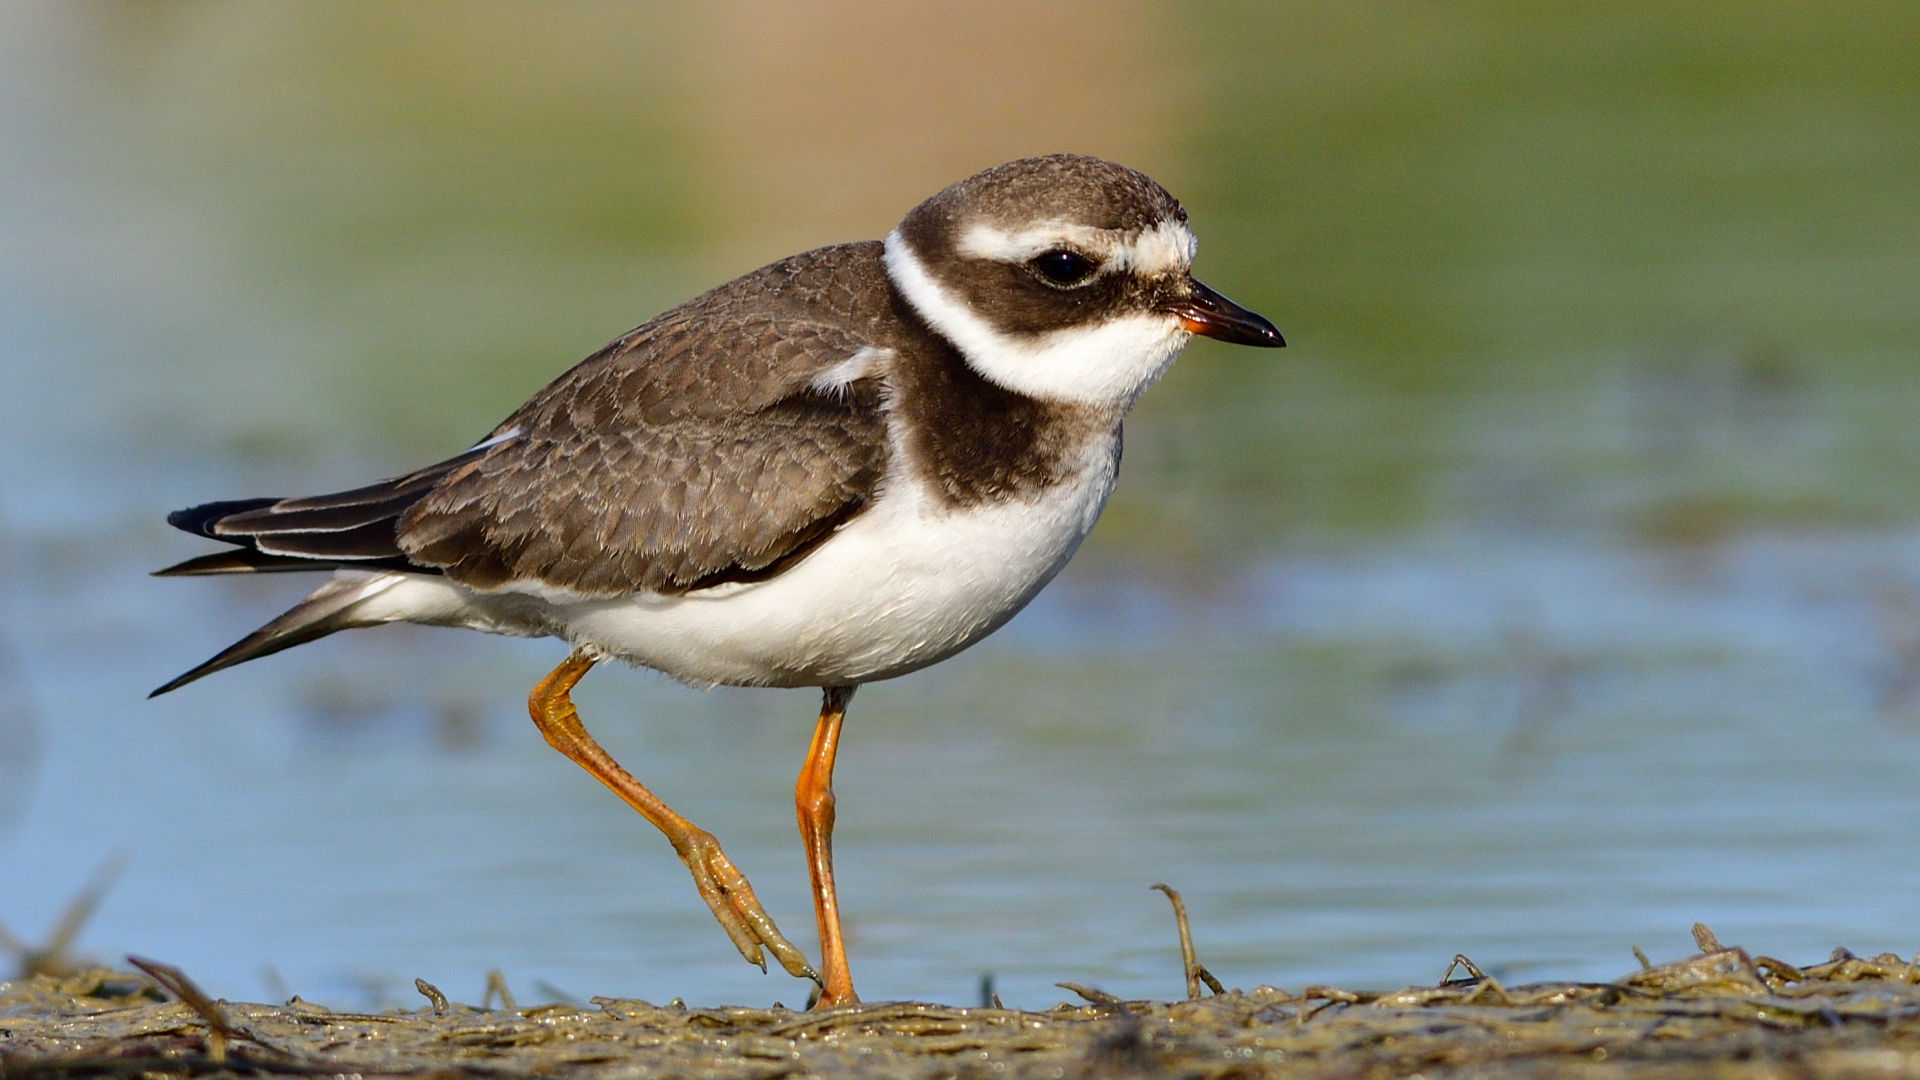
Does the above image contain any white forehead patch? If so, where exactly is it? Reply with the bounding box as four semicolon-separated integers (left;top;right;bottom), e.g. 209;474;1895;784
956;218;1196;276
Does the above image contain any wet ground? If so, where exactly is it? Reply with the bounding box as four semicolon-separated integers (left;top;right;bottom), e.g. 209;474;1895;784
8;929;1920;1079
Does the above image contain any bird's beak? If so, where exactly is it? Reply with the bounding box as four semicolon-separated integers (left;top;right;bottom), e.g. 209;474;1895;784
1169;280;1285;347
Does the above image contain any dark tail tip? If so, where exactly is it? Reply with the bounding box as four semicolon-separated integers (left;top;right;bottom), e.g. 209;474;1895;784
151;661;220;698
147;577;373;698
166;498;279;539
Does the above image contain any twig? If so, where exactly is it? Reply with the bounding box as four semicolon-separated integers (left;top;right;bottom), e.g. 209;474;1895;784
45;853;130;963
1150;883;1222;998
415;977;449;1014
6;852;129;978
127;955;254;1065
534;980;583;1007
1057;982;1122;1004
483;968;517;1011
1439;954;1486;986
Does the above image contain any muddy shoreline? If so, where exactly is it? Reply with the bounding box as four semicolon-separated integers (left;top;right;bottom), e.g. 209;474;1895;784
6;929;1920;1079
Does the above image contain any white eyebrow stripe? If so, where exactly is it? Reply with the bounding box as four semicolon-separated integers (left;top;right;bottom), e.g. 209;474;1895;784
809;346;890;396
955;218;1197;275
957;220;1121;262
1125;219;1199;274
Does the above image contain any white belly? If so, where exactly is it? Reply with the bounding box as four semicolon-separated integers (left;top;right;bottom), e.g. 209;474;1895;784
355;433;1120;688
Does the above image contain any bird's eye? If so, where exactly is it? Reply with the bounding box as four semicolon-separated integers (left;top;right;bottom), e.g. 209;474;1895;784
1030;250;1097;286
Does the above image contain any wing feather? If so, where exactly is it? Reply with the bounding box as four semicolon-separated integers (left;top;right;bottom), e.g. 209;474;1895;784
161;242;896;597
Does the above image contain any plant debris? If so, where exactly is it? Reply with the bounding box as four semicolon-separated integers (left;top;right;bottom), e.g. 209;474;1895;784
7;928;1920;1078
1;854;127;981
1150;884;1224;1001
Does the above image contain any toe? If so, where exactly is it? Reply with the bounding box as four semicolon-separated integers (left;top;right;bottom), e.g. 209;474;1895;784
681;841;770;970
705;850;819;981
677;832;816;980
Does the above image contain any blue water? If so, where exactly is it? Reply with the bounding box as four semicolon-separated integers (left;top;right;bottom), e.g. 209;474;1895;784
7;444;1920;1008
4;2;1920;1012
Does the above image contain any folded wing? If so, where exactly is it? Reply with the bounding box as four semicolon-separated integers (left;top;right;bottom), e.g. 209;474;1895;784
154;243;896;693
164;247;894;593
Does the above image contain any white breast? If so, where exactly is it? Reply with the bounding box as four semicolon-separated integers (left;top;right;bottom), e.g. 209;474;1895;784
548;429;1120;687
350;425;1122;688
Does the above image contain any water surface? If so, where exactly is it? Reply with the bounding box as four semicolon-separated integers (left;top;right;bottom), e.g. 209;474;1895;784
2;2;1919;1009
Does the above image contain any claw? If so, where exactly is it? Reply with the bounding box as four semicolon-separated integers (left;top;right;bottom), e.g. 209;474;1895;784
677;829;818;981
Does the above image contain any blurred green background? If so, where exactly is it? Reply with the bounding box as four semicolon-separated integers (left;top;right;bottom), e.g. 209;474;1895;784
4;1;1920;1006
16;2;1917;551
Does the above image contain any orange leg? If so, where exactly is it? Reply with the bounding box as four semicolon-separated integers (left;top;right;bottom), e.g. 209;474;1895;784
528;652;817;984
797;685;859;1007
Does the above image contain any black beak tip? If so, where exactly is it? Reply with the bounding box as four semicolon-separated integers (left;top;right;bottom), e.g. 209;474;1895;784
1181;280;1286;349
1235;306;1285;348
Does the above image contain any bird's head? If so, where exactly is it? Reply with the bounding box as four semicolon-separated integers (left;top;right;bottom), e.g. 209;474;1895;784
883;154;1282;411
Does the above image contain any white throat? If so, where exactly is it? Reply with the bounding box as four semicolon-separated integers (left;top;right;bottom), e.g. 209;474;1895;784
883;229;1193;411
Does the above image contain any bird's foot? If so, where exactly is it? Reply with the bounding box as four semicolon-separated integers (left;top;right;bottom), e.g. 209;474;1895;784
675;827;818;984
812;983;858;1009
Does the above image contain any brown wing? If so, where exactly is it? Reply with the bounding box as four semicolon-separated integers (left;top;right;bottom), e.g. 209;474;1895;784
159;242;896;596
396;249;894;596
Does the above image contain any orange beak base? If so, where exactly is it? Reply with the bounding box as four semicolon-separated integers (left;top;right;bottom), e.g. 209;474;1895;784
1171;281;1285;347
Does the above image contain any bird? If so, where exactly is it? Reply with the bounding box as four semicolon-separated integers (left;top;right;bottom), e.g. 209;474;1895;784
151;154;1284;1008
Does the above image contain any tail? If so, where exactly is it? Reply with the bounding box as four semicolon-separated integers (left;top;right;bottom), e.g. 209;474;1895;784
152;448;487;578
149;575;404;697
151;441;505;695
